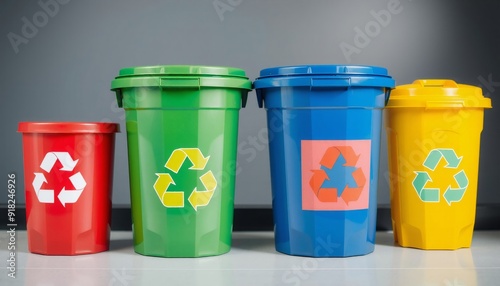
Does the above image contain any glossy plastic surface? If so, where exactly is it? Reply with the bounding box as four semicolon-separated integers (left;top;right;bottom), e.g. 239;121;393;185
113;65;250;257
111;65;252;95
18;122;118;255
385;80;491;250
18;122;119;133
255;65;394;257
386;79;492;108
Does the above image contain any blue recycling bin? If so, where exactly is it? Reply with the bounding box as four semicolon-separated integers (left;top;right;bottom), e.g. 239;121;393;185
254;65;395;257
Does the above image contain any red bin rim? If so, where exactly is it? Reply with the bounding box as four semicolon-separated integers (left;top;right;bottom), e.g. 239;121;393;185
18;122;120;133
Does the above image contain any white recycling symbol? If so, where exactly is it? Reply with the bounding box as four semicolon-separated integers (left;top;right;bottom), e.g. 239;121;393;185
31;152;86;207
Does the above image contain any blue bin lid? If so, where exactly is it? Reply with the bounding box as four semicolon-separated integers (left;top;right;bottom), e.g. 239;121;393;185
254;65;395;89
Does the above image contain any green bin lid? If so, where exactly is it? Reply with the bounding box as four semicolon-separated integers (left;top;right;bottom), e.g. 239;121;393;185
111;65;252;90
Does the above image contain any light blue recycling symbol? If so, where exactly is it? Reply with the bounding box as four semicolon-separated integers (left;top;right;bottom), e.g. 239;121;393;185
412;148;469;205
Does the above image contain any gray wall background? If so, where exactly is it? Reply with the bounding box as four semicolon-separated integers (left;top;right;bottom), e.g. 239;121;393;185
1;0;499;207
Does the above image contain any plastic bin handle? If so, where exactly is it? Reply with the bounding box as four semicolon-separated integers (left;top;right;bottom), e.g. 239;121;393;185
160;78;200;90
413;79;459;88
310;78;350;90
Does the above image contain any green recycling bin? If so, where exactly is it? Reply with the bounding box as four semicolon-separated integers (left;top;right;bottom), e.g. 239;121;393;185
111;65;251;257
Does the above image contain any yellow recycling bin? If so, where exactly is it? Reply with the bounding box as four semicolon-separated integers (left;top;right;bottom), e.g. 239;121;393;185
385;79;492;250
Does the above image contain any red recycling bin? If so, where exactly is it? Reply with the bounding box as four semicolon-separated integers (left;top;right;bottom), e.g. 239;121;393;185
18;122;119;255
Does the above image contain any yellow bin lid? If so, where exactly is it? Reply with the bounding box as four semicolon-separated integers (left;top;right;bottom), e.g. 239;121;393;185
387;79;492;108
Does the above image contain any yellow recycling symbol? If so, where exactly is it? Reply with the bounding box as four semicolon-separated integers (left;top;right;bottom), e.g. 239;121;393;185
153;148;217;211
